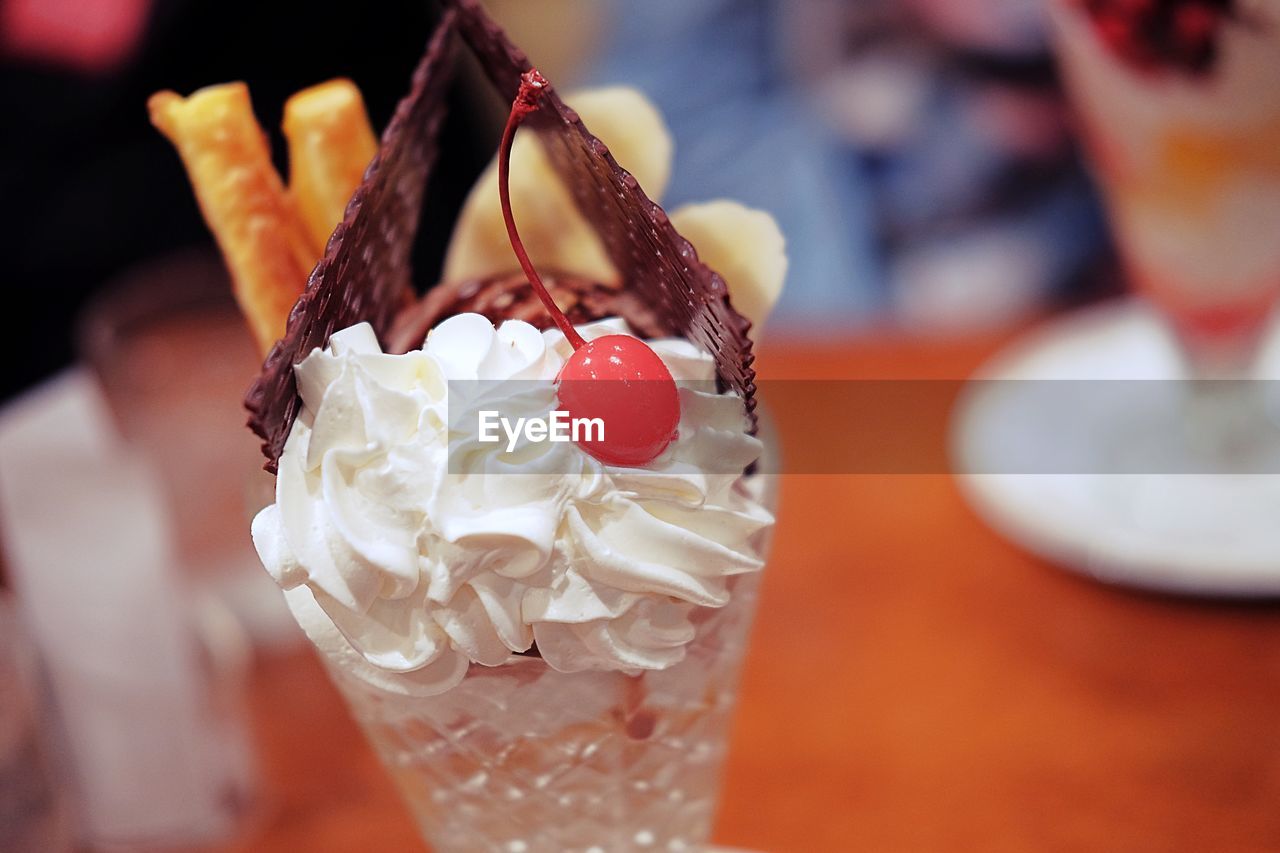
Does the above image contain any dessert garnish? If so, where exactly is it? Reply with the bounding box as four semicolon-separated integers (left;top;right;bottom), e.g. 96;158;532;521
148;80;367;354
150;0;788;694
239;0;766;472
243;12;459;471
1078;0;1236;74
498;69;679;467
446;0;759;429
154;0;784;472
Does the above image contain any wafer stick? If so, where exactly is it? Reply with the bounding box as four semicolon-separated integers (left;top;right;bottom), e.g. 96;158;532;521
245;13;459;469
283;79;378;255
149;83;315;354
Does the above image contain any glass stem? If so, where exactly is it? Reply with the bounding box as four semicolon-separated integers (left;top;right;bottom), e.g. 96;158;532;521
1175;325;1271;470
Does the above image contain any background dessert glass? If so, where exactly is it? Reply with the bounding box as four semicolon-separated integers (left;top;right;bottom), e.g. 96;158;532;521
1050;1;1280;364
953;3;1280;597
308;446;778;852
1050;0;1280;473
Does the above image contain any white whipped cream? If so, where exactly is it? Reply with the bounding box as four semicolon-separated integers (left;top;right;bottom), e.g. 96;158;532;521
252;314;772;696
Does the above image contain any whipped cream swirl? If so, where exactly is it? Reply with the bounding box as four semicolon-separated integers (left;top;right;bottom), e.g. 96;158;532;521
252;314;772;695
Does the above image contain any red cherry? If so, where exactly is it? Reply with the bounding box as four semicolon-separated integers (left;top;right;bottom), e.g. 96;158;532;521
557;335;680;466
497;69;681;468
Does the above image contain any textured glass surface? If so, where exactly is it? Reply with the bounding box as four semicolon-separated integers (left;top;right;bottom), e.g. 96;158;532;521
327;574;761;853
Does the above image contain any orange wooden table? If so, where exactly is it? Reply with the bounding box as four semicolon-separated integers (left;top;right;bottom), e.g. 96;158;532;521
229;332;1280;852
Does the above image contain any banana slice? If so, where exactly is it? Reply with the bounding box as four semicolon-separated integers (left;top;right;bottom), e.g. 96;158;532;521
670;200;788;333
567;87;672;201
444;86;673;285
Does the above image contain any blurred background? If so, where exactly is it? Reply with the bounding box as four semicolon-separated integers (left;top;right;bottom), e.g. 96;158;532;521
5;0;1280;850
1;0;1118;403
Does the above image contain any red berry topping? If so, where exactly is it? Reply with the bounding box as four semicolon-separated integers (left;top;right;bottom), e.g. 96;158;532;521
1078;0;1232;75
497;69;681;467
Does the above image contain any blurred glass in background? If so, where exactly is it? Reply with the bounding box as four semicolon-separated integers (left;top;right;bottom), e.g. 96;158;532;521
78;249;292;645
0;368;257;849
0;586;76;853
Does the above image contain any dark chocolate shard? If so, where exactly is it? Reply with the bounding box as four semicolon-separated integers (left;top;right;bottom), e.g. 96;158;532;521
245;11;458;472
387;271;665;352
440;0;758;424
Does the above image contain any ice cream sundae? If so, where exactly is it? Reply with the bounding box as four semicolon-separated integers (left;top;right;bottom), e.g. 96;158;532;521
151;2;787;849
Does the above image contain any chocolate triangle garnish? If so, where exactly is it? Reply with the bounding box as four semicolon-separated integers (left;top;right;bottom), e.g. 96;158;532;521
245;11;458;472
441;0;757;422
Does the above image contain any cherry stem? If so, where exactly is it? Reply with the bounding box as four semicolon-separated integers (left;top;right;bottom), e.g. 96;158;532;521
498;68;586;350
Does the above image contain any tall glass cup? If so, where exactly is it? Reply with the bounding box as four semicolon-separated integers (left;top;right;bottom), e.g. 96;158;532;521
330;575;762;851
1050;1;1280;363
298;459;777;851
1050;1;1280;468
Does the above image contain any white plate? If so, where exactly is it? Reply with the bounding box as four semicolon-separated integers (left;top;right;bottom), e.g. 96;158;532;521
953;299;1280;597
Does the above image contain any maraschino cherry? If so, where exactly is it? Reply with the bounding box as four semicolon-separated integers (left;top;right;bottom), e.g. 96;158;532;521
498;69;680;467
